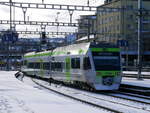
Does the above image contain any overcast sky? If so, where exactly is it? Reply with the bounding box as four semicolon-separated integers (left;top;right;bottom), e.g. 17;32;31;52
0;0;104;38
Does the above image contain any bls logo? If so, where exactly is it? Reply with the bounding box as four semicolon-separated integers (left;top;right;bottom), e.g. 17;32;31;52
102;48;107;51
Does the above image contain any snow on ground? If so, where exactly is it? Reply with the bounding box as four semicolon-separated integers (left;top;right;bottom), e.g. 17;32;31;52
0;71;149;113
35;79;150;113
0;71;106;113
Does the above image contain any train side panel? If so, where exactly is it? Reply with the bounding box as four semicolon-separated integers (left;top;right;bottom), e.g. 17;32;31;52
21;42;122;90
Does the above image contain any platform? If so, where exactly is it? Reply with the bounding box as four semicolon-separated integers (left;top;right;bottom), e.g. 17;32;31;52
123;71;150;76
122;71;150;88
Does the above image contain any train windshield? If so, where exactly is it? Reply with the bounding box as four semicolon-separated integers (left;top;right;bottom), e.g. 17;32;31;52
93;56;120;71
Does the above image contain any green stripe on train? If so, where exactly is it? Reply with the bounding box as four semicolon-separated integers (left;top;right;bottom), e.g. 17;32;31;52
24;52;51;58
96;71;120;77
65;57;71;81
24;51;68;58
91;48;120;52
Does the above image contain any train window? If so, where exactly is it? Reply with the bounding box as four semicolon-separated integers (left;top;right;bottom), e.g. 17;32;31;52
93;56;120;70
56;62;63;72
43;62;50;70
23;60;27;66
28;62;34;68
27;63;29;68
51;62;55;71
34;63;40;69
83;57;91;70
71;58;80;69
21;61;24;66
92;52;119;56
51;62;62;72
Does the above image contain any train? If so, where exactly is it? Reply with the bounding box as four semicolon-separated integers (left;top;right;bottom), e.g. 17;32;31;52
21;42;122;90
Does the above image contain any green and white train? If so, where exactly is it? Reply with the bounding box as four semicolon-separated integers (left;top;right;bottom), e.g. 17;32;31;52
21;42;122;90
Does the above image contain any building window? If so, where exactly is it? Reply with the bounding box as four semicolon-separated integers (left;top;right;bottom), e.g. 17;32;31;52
117;15;120;21
129;15;133;19
127;5;133;9
99;29;102;33
105;18;108;23
127;24;133;30
111;16;113;22
99;12;102;16
117;25;120;31
108;17;111;22
99;20;101;25
105;27;107;32
102;28;104;33
127;14;133;20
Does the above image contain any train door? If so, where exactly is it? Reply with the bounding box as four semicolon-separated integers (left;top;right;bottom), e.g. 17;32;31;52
65;57;71;81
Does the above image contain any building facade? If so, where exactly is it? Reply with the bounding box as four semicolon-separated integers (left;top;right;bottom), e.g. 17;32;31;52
77;15;97;40
96;0;150;66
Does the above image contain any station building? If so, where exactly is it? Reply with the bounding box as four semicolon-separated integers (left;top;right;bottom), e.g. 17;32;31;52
0;31;65;70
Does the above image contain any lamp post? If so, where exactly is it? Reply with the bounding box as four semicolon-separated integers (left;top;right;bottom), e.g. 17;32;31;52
42;0;44;4
87;17;90;42
68;10;74;24
55;12;60;37
137;0;143;80
22;7;27;23
6;0;13;71
10;0;12;31
87;0;90;6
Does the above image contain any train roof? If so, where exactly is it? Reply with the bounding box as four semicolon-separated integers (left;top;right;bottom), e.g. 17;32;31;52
24;52;35;56
52;42;90;56
24;42;119;58
24;42;90;58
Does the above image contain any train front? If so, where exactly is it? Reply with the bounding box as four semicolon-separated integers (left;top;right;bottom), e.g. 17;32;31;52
90;43;122;90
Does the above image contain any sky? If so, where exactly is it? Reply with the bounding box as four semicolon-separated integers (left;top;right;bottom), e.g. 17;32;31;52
0;0;105;38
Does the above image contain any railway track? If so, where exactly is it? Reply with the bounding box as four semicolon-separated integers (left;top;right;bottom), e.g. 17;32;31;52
32;79;121;113
111;91;150;102
31;78;150;113
119;84;150;96
102;91;150;105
